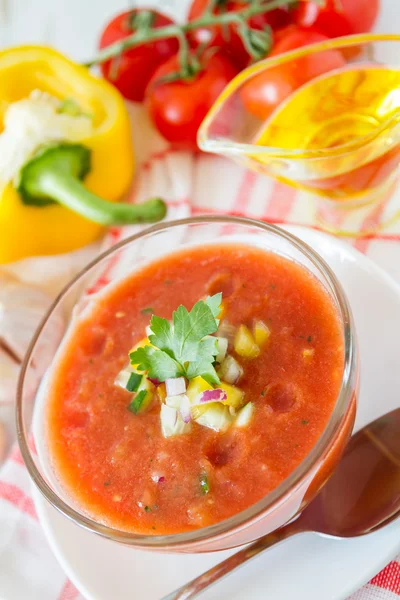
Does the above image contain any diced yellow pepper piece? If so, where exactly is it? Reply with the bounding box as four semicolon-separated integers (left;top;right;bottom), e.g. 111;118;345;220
234;325;260;359
0;46;135;263
191;403;209;420
186;376;213;404
128;377;155;415
193;402;232;432
253;320;271;347
219;382;246;409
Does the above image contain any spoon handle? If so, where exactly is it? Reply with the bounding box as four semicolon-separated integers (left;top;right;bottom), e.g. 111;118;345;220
161;521;302;600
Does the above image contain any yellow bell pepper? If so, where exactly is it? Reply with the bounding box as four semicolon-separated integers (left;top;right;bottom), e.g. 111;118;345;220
0;46;165;264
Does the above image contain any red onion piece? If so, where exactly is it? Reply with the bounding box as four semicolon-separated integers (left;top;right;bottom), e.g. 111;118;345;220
166;376;186;396
197;388;227;405
148;377;161;387
216;337;228;363
217;321;236;343
160;404;182;438
179;394;192;424
166;393;192;423
220;355;243;385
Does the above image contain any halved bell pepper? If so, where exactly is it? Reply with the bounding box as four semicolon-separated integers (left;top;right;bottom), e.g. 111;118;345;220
0;46;165;263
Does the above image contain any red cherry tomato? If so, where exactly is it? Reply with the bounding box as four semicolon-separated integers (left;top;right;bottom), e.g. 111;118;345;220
293;0;379;37
145;52;238;150
188;0;290;69
271;26;346;80
241;26;345;121
99;9;179;102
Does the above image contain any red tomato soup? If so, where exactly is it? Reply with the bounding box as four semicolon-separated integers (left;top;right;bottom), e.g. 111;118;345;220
47;244;344;534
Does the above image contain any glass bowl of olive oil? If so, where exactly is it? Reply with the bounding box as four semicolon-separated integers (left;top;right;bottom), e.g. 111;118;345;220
198;34;400;237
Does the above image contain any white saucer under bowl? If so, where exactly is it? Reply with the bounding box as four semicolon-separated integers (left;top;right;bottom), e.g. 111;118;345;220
33;225;400;600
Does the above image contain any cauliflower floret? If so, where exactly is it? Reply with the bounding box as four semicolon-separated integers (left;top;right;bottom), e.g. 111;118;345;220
0;90;93;195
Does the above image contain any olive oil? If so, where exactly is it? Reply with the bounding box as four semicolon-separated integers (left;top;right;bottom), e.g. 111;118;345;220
255;66;400;202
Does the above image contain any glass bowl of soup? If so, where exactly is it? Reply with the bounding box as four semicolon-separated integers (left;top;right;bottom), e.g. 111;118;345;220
17;216;358;552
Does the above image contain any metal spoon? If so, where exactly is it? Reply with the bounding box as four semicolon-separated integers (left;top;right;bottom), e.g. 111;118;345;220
164;408;400;600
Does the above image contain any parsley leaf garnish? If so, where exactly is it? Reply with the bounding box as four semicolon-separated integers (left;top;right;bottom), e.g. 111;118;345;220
204;294;222;320
129;294;222;384
130;346;184;381
186;335;218;384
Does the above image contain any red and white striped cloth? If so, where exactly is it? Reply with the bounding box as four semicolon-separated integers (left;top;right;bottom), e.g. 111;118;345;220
0;104;400;599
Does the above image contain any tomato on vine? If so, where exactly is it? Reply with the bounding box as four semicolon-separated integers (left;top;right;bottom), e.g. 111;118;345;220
293;0;379;37
241;26;345;120
93;0;381;147
145;51;238;149
188;0;290;68
98;9;179;102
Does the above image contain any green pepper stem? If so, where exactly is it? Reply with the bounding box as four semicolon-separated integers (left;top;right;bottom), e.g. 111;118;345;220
85;0;298;67
38;170;167;225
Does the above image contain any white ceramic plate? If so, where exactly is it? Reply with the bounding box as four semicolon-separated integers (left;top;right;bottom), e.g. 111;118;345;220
33;226;400;600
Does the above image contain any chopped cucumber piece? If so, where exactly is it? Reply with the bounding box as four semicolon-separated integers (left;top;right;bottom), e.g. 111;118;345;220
126;372;143;393
235;402;255;428
215;337;228;363
129;390;148;414
194;402;232;432
128;377;154;414
114;369;132;390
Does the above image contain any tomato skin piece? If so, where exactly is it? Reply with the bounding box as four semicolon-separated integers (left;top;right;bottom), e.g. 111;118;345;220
145;52;238;150
241;26;345;121
188;0;290;69
99;9;179;102
293;0;379;37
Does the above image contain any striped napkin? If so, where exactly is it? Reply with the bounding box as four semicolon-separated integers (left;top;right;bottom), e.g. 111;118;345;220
0;103;399;599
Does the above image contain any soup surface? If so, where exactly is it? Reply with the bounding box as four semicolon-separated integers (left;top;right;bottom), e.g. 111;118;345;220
47;244;344;534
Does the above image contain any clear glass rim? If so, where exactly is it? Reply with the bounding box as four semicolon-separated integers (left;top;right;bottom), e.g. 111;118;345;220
198;33;400;160
16;216;357;548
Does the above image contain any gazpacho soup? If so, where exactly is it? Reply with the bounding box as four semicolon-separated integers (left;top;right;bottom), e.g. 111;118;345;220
47;243;344;535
